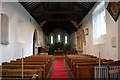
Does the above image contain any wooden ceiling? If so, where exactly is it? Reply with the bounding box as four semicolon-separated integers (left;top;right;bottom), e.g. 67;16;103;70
20;2;96;35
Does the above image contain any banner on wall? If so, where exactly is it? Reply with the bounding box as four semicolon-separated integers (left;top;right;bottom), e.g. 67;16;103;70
107;2;120;22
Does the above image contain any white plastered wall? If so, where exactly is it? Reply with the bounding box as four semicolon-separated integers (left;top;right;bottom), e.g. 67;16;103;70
118;14;120;60
0;0;2;64
0;1;2;76
0;2;44;63
81;2;119;60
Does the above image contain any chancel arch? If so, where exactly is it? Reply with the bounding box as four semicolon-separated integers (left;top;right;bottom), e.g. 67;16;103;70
45;28;71;55
47;28;69;45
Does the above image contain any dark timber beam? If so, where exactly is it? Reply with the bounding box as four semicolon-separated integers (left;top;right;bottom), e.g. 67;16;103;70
46;19;68;22
74;2;88;12
30;3;44;12
32;11;83;14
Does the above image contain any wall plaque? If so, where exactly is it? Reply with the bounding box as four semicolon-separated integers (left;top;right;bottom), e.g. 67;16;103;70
1;13;9;45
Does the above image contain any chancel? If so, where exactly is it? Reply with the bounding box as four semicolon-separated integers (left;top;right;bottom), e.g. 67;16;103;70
0;1;120;80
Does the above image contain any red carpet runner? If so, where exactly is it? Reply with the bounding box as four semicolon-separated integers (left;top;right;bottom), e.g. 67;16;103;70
51;58;69;79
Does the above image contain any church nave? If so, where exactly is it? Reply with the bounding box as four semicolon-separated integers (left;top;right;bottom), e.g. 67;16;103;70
0;1;120;80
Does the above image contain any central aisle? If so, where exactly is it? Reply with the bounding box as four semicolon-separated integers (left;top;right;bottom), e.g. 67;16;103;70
51;58;69;79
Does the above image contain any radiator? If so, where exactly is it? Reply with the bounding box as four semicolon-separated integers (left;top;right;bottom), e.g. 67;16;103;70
94;66;108;80
110;66;120;80
94;66;120;80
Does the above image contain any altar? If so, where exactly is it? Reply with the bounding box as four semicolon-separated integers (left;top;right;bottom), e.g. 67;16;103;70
39;52;48;55
54;50;64;56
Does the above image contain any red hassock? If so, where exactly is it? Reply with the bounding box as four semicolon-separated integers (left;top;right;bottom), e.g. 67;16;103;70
51;58;69;80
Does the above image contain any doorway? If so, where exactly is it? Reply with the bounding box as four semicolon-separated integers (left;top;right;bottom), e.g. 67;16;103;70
33;29;38;55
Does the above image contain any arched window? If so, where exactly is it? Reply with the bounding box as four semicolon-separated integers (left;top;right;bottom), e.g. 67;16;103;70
92;2;106;44
58;34;60;42
51;36;53;44
65;36;67;44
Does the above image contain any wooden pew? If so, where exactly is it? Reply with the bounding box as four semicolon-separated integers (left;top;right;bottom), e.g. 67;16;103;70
11;55;53;74
2;65;44;69
1;55;54;79
72;60;112;76
1;78;35;80
3;62;46;65
11;60;48;62
1;64;46;78
4;55;53;72
65;54;119;79
4;61;51;75
1;69;42;79
75;61;120;79
109;69;120;74
66;55;100;72
109;69;120;79
65;55;96;70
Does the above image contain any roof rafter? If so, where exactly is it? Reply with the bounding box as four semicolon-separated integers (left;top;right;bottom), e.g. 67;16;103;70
29;2;43;12
32;10;83;14
74;2;88;12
